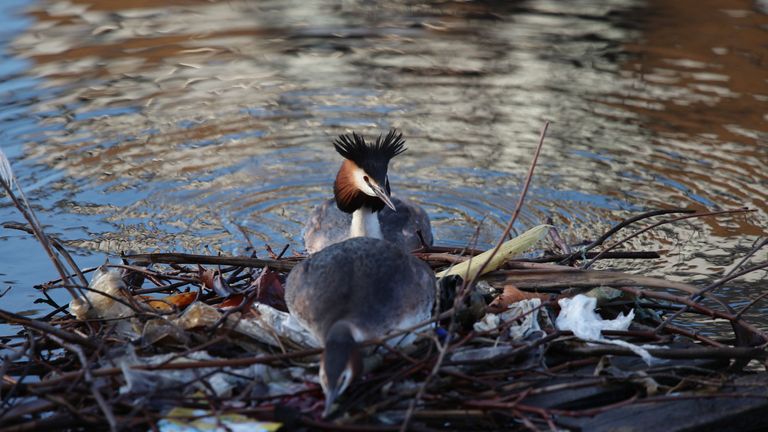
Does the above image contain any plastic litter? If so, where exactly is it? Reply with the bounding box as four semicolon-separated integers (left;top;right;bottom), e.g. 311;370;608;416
69;266;134;321
450;345;516;363
69;266;138;338
157;408;281;432
174;301;318;348
473;298;542;341
556;294;654;365
117;346;303;397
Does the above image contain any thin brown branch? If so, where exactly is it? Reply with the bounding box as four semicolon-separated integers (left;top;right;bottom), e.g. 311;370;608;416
123;252;297;272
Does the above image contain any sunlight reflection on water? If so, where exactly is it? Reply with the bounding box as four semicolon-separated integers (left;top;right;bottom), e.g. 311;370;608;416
0;0;766;322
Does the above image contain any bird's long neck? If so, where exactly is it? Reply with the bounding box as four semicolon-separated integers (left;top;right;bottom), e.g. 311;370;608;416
350;206;382;239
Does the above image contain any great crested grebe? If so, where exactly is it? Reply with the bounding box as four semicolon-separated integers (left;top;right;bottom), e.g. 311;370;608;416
285;236;436;416
302;130;433;254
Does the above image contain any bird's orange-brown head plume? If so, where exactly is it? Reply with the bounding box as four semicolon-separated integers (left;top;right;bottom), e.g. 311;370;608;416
332;130;405;213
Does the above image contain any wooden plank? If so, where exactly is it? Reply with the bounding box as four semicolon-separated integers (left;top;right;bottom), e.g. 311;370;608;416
556;373;768;432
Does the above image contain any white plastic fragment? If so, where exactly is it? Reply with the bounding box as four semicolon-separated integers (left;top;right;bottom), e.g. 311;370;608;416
69;266;139;338
473;313;500;333
235;304;320;348
556;294;654;365
473;298;542;341
173;301;318;349
117;346;303;398
69;266;134;320
450;346;516;363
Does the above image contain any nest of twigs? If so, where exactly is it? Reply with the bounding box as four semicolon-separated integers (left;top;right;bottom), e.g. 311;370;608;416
2;129;768;432
2;205;768;432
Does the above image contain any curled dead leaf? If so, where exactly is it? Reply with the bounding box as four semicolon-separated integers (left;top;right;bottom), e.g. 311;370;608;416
144;291;199;312
488;284;551;313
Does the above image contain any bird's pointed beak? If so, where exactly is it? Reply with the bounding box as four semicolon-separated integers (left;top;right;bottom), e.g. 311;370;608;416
322;388;339;418
366;178;397;212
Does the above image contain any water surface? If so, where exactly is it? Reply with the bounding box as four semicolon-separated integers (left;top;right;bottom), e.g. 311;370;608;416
1;0;766;322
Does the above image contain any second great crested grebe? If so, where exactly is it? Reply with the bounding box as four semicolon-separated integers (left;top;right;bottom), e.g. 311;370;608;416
302;130;433;254
285;236;436;416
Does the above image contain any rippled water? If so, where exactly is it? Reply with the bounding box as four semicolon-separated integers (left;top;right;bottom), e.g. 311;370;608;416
1;0;766;320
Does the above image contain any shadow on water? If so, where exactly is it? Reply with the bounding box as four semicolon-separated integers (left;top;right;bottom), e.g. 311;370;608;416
0;0;766;324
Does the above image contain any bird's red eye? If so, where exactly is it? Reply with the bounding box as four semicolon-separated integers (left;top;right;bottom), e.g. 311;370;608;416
363;175;369;182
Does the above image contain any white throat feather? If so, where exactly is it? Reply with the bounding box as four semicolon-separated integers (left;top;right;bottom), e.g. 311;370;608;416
350;207;382;239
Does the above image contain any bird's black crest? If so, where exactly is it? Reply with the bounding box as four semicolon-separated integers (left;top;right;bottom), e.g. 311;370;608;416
333;129;406;166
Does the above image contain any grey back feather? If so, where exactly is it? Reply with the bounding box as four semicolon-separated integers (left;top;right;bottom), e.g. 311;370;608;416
303;196;433;254
285;237;435;343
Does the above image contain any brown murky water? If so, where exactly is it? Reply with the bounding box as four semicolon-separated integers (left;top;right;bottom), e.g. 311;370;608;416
1;0;766;322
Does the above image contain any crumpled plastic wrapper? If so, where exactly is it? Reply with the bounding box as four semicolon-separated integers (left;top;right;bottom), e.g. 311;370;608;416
142;318;190;346
69;266;138;338
556;294;655;365
117;346;305;397
174;301;319;349
473;298;542;340
449;345;517;363
69;266;134;320
238;304;321;348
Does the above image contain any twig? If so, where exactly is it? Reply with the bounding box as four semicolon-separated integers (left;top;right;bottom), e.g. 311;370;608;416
558;208;695;266
48;335;117;432
0;171;79;300
656;260;768;334
123;252;297;272
0;309;95;349
582;207;754;269
3;222;89;287
400;121;550;431
546;221;571;255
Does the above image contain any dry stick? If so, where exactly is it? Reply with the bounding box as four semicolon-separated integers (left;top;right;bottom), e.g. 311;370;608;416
726;237;768;278
565;208;696;260
612;285;768;341
123;252;297;272
397;221;487;430
501;122;549;248
3;222;89;287
414;244;486;256
20;347;324;391
416;250;661;266
0;309;95;349
48;335;117;432
727;238;768;319
36;266;99;288
108;264;201;284
466;121;550;288
524;250;660;262
0;181;79;300
582;207;754;269
399;121;550;432
547;221;571;254
735;290;768;320
562;344;767;360
656;260;768;334
555;209;694;266
487;267;703;295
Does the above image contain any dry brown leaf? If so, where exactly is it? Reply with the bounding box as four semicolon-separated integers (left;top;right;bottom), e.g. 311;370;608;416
144;291;199;312
217;293;245;309
488;284;551;313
